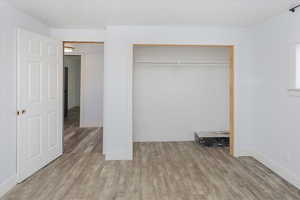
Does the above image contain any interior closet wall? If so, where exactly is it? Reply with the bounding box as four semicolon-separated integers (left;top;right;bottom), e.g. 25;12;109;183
64;55;81;109
133;46;230;141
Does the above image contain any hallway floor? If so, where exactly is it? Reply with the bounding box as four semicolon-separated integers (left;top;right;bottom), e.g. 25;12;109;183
63;107;102;154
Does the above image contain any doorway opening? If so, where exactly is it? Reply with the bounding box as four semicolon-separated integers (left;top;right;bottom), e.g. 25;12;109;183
63;42;104;154
132;44;235;155
64;55;81;129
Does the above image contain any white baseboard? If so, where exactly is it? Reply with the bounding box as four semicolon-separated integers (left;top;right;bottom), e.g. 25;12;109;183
0;175;16;198
133;138;193;142
239;150;300;189
235;149;253;157
105;152;133;160
80;121;102;128
80;125;100;128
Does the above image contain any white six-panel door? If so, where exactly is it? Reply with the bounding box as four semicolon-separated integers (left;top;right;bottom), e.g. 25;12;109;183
17;29;63;182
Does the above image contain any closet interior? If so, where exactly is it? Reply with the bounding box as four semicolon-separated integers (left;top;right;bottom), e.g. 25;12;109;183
133;45;234;154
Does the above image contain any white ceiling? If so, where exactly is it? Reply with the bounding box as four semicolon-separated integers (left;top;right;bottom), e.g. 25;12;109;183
4;0;298;28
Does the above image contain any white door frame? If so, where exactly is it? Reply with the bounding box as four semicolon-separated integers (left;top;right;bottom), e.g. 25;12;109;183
64;52;87;127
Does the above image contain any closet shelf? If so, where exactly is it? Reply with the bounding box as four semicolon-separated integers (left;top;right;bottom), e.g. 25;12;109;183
135;59;229;65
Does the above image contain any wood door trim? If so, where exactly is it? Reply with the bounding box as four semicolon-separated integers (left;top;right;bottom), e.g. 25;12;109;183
63;41;104;45
229;46;235;155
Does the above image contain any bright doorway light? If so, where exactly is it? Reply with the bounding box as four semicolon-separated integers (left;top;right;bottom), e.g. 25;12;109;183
64;46;74;53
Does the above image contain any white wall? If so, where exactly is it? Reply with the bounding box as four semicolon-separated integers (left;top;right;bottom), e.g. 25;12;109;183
104;26;255;160
133;46;229;141
248;10;300;189
84;46;104;127
0;0;50;196
64;55;81;109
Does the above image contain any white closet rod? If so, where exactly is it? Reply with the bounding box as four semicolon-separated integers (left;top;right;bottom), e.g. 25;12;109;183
135;59;229;65
135;61;229;65
136;62;228;65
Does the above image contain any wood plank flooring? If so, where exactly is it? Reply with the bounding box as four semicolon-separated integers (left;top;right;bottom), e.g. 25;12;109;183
63;107;102;154
2;108;300;200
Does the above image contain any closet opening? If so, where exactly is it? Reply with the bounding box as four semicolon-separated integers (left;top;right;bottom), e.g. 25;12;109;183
132;44;235;155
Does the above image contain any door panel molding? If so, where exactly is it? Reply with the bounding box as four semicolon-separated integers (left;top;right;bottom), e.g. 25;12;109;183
17;28;63;182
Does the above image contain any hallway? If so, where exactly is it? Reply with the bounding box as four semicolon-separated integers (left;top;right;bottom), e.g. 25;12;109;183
63;107;102;154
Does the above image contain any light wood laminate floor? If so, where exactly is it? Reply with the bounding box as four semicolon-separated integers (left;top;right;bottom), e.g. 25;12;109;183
2;108;300;199
64;107;102;154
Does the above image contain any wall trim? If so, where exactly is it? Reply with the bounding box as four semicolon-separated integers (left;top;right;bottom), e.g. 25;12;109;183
240;150;300;189
105;152;133;160
133;138;194;142
0;175;16;198
80;124;102;128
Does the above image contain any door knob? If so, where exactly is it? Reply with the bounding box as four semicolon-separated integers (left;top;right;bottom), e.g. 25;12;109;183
22;110;26;114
